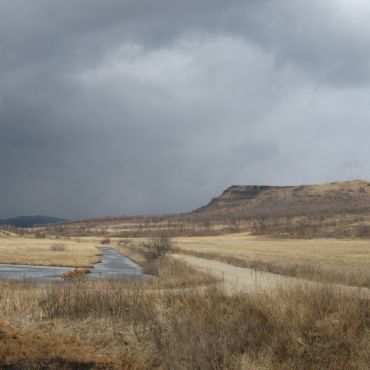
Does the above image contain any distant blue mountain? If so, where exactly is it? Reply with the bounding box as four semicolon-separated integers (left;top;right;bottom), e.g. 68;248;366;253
0;215;66;228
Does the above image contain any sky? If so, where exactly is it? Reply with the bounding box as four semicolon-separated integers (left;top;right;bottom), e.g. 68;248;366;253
1;0;370;219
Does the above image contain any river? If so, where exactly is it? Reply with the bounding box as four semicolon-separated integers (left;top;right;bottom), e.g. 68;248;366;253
0;247;143;283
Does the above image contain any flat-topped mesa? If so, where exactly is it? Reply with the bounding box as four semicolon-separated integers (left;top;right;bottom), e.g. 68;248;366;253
193;179;370;217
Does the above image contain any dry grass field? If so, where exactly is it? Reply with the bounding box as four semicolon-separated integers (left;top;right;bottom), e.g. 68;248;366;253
0;237;100;267
1;232;370;287
1;224;370;367
175;233;370;287
1;277;370;369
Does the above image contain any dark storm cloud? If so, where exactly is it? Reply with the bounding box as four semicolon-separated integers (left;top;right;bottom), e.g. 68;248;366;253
1;0;370;218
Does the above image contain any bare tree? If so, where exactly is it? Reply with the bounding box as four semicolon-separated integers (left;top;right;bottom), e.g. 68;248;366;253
140;233;175;261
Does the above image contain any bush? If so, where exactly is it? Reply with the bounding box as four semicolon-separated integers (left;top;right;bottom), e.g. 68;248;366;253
101;238;111;245
62;268;90;280
117;239;132;247
140;234;175;261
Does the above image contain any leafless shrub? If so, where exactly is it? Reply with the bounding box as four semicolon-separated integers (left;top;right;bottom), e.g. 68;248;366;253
117;239;132;247
139;234;175;261
101;238;111;245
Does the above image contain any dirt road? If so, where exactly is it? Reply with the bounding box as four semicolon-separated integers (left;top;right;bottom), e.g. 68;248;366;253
173;254;294;291
173;254;370;297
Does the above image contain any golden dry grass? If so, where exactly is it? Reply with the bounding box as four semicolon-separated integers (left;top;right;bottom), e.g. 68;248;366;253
2;232;370;367
111;238;219;288
142;256;219;289
175;233;370;267
0;237;100;267
0;231;369;369
0;253;218;368
40;233;370;287
1;277;370;369
175;233;370;287
72;233;370;287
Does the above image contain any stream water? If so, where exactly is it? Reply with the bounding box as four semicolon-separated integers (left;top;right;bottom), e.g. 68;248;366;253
0;247;143;283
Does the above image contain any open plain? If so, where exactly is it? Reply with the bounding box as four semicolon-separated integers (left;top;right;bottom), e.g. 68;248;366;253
2;181;370;368
0;236;100;267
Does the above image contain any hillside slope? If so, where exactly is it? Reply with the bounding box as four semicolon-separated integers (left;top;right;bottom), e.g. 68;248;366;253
193;180;370;217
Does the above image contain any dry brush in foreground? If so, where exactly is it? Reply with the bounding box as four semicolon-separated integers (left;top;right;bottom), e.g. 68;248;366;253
0;276;370;369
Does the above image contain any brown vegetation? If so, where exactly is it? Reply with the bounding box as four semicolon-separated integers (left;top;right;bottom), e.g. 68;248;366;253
0;320;139;369
3;180;370;367
0;237;100;267
250;213;370;238
1;277;370;369
142;256;218;288
115;236;218;289
63;268;91;280
42;215;232;238
178;248;370;288
50;243;66;251
4;179;368;241
175;233;370;288
139;234;175;261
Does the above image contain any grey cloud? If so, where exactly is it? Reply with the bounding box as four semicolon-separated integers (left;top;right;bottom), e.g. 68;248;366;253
245;1;370;86
0;0;369;218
